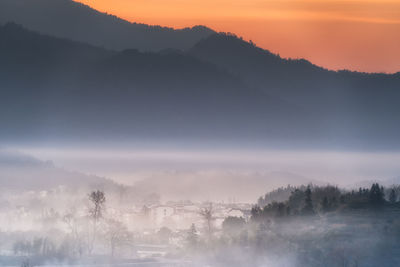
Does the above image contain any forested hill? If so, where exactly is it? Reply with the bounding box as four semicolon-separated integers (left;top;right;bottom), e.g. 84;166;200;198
254;183;400;218
0;0;215;51
0;23;312;143
1;23;400;148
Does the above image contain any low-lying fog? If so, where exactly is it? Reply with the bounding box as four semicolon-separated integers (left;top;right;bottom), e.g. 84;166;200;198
2;144;400;266
6;144;400;202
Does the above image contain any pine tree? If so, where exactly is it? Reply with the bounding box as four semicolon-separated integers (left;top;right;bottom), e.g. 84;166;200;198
369;183;385;205
321;196;329;212
302;185;314;215
389;189;397;204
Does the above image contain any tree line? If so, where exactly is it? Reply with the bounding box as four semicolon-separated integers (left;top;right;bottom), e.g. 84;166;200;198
252;183;399;220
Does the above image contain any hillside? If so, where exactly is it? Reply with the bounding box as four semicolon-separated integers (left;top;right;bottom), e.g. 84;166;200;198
189;33;400;147
189;33;400;98
1;24;400;148
0;150;115;191
0;0;215;51
0;23;308;143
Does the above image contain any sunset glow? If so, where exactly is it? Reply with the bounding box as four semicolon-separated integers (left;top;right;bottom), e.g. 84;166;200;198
76;0;400;73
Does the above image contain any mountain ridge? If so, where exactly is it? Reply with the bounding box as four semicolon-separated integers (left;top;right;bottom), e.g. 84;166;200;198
0;23;400;149
0;0;215;51
0;23;310;143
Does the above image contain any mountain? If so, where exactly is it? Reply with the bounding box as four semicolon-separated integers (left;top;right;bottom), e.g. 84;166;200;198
0;0;215;51
0;23;310;143
0;150;161;210
0;150;115;191
189;33;330;96
189;33;400;147
0;21;112;82
189;33;400;100
1;23;400;149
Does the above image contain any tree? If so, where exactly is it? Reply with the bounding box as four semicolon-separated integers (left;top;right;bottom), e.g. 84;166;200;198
186;223;198;249
321;196;329;213
288;189;306;215
104;219;131;257
250;206;263;222
302;186;314;215
369;183;385;206
222;216;246;237
63;209;85;257
389;189;397;204
88;190;106;220
200;203;215;240
87;190;106;254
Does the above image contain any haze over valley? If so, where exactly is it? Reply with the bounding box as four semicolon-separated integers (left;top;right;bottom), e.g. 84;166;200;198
1;0;400;266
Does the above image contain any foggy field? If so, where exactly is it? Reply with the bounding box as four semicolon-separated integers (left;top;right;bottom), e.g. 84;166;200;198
1;149;400;266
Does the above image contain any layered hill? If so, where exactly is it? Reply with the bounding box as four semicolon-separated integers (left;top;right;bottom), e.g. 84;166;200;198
0;23;399;149
189;33;400;146
0;0;214;51
0;150;115;191
0;23;308;143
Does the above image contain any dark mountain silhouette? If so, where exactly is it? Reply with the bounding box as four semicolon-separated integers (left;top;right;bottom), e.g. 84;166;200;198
189;33;400;99
1;23;400;149
0;23;312;143
0;0;215;51
0;22;112;83
189;33;400;146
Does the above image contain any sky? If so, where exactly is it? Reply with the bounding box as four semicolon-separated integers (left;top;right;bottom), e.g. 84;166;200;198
76;0;400;73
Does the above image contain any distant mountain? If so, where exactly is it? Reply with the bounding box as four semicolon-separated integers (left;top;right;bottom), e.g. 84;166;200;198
0;150;158;207
189;33;400;99
1;23;400;149
189;33;329;95
0;0;215;51
0;23;309;142
0;150;115;191
189;33;400;146
0;21;112;81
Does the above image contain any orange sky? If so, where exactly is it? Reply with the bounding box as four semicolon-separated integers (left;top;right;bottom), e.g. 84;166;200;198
76;0;400;73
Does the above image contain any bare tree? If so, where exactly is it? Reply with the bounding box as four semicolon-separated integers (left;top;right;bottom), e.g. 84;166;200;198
199;203;215;241
87;190;106;254
104;219;131;257
63;209;85;257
